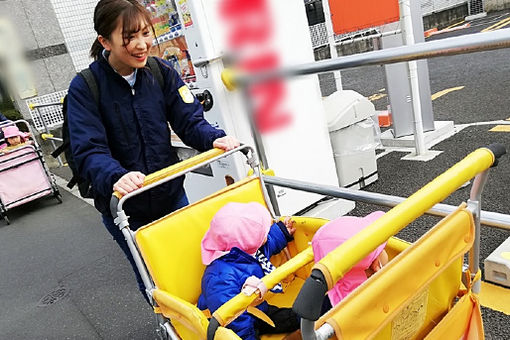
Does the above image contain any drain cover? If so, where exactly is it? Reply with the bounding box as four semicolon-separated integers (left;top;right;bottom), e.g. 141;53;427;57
38;286;69;307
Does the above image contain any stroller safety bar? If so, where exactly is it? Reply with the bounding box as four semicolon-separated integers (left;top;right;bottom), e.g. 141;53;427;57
292;144;505;322
207;247;316;339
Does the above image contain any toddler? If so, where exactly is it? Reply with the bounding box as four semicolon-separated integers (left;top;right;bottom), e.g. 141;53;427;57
312;211;389;308
198;202;299;340
0;126;30;152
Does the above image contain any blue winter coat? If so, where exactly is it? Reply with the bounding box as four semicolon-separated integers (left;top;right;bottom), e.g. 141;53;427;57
198;222;293;340
67;54;225;220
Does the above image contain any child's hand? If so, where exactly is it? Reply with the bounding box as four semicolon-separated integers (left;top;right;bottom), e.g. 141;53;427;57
283;216;296;236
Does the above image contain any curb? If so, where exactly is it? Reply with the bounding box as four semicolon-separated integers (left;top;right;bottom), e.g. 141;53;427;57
425;23;471;37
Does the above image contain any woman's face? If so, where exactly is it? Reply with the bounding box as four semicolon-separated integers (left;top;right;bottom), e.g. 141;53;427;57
100;17;153;76
7;136;21;146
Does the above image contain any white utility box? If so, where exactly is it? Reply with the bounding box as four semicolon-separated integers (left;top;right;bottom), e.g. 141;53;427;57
484;236;510;287
323;90;378;189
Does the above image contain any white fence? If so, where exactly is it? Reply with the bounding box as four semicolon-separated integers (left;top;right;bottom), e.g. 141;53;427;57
309;0;472;49
421;0;467;15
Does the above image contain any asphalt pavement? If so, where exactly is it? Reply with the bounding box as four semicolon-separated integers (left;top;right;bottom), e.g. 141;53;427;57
1;10;510;340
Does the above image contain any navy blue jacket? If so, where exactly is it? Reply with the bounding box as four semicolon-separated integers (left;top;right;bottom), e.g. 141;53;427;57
198;222;292;340
67;55;225;220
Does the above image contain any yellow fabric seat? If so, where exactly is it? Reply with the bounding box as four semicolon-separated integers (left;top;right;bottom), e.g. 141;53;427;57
316;204;483;340
135;176;325;339
133;179;483;340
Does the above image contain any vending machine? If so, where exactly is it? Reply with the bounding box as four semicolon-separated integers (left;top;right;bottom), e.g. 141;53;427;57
144;0;351;216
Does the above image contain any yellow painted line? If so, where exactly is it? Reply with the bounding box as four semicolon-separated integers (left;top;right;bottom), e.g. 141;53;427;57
489;125;510;132
431;86;465;101
493;19;510;31
445;20;465;30
368;93;387;102
482;16;510;32
480;281;510;315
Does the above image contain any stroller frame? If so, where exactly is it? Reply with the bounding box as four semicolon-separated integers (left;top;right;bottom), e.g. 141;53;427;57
109;142;506;339
0;120;62;224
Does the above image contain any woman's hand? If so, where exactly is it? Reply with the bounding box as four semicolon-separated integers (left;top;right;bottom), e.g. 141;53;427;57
213;135;240;151
113;171;145;195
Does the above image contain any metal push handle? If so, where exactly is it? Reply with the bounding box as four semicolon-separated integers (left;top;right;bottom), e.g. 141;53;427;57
110;145;256;221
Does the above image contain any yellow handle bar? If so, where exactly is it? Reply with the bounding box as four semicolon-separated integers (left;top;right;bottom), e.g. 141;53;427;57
113;148;225;199
213;247;315;327
316;146;496;290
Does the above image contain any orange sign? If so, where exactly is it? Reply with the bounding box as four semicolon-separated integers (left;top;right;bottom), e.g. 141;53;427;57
330;0;400;35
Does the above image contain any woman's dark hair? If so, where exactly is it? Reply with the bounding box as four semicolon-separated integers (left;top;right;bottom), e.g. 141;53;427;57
90;0;154;59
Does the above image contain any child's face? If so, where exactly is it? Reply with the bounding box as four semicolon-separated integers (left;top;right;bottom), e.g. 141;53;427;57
365;250;389;277
7;136;21;146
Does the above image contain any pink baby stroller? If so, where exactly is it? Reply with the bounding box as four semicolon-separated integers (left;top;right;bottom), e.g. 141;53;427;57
0;120;62;224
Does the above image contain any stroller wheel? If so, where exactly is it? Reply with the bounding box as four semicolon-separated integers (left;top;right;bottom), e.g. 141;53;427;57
54;192;63;204
3;215;10;225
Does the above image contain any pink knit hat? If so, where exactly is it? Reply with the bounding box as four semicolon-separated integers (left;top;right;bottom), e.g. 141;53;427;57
201;202;272;265
312;211;386;306
3;126;23;139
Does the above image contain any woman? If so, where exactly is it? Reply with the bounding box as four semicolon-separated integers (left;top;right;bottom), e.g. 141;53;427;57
67;0;239;300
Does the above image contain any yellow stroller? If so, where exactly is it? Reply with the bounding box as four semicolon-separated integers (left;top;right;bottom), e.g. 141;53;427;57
110;143;505;339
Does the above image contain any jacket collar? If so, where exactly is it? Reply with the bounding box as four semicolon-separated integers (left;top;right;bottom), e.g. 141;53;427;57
218;247;258;264
96;50;140;86
97;50;117;76
99;50;138;86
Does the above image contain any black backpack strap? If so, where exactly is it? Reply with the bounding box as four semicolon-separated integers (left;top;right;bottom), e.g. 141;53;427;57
78;68;99;107
146;56;165;90
51;141;69;158
67;176;78;189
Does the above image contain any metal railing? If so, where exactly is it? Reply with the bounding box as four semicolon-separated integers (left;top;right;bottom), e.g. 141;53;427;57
27;101;64;166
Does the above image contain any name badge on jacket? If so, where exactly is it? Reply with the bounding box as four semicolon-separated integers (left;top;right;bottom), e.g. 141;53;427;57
178;85;194;104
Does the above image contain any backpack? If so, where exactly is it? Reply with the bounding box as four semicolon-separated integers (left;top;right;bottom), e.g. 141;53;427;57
52;56;164;198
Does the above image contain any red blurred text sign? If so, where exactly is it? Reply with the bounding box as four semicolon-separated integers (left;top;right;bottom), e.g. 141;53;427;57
219;0;291;134
329;0;400;35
